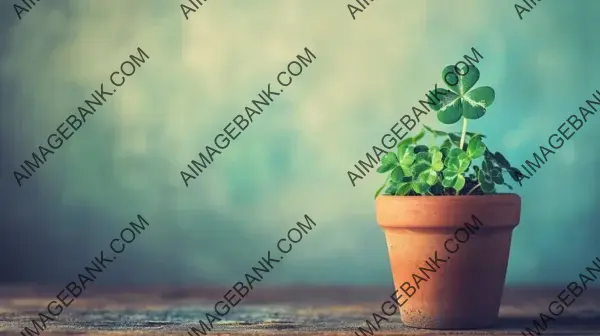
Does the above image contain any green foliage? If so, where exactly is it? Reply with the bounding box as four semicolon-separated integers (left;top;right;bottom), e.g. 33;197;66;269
374;64;523;198
374;126;523;197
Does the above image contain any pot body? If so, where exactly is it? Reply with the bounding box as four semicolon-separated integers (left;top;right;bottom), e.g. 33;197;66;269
375;194;521;329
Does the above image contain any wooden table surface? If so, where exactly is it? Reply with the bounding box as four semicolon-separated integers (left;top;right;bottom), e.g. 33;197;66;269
0;286;599;335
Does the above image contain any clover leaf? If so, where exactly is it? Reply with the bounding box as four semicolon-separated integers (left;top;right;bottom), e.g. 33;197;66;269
412;148;443;186
390;166;405;183
466;134;486;159
383;182;398;195
432;64;496;125
414;145;429;154
376;152;398;174
443;169;466;192
393;182;413;196
478;160;496;193
483;150;526;185
397;145;416;174
411;181;431;195
441;148;471;192
375;145;416;197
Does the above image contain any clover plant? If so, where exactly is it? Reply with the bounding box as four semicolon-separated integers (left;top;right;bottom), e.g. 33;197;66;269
374;64;526;197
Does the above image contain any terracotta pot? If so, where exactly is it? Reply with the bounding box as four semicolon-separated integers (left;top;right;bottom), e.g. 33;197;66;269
375;194;521;329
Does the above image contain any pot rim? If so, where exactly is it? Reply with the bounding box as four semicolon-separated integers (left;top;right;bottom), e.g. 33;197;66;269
375;193;521;229
376;192;521;199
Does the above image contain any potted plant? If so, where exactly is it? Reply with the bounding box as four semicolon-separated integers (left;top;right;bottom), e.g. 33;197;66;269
374;64;525;329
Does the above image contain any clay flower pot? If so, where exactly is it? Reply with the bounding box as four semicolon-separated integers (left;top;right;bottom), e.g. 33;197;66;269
375;194;521;329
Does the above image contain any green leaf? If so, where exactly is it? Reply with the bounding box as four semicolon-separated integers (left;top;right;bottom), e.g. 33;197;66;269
440;139;452;159
455;64;480;95
412;162;430;175
436;98;463;125
433;88;460;110
477;170;495;192
508;167;525;183
445;156;458;171
411;182;430;194
376;161;396;173
415;151;430;163
446;149;469;170
419;169;438;186
476;169;486;183
430;182;444;195
461;99;487;120
381;152;399;167
442;168;459;188
481;182;495;194
477;169;493;184
442;65;461;94
493;152;511;168
467;135;486;159
502;182;513;190
440;148;449;161
453;174;466;192
441;139;452;149
431;151;443;171
397;142;410;160
414;145;429;154
385;183;398;195
448;148;465;158
465;131;486;138
412;129;426;143
400;165;413;177
399;145;416;166
465;86;495;108
431;159;444;171
489;166;502;178
447;133;462;147
374;179;388;199
484;149;494;160
442;174;457;188
456;155;471;173
481;158;492;173
423;125;448;136
390;166;405;183
395;182;412;196
397;137;413;150
492;169;504;184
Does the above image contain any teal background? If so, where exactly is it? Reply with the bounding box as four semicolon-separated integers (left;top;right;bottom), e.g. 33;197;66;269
0;0;598;287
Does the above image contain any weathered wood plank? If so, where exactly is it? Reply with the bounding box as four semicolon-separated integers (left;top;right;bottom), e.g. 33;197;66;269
0;286;599;335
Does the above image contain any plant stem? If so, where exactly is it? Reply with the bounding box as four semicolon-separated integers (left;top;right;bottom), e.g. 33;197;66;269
382;175;390;190
459;118;468;150
466;183;481;195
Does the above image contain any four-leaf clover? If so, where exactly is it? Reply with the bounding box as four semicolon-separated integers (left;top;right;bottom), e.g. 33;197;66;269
432;64;496;124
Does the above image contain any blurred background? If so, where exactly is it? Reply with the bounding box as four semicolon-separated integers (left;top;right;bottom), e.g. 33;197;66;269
0;0;598;289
